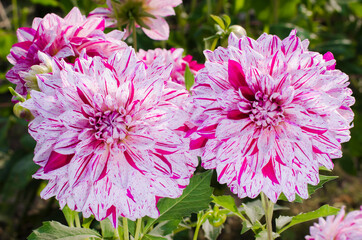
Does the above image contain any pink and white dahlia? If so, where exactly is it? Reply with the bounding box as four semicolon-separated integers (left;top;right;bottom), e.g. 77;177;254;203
191;30;354;202
21;47;197;226
306;206;362;240
137;48;204;85
90;0;182;40
6;7;126;97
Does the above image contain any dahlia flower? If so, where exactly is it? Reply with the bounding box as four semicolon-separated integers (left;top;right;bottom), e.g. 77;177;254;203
21;47;197;227
137;48;204;85
306;206;362;240
6;7;126;97
90;0;182;40
191;30;354;202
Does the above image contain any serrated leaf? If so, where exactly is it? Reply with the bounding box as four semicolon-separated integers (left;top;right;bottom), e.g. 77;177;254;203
212;195;238;214
210;15;225;30
222;15;231;28
275;216;292;230
278;175;338;203
202;219;223;240
143;171;213;234
278;205;340;234
184;65;195;91
27;221;102;240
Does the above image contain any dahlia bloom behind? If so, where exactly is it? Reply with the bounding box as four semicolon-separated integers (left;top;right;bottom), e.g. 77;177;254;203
306;206;362;240
6;7;126;97
137;48;204;85
191;30;354;202
22;48;197;227
90;0;182;40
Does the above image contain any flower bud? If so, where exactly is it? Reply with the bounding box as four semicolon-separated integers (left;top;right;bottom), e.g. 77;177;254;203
229;25;247;38
13;103;33;120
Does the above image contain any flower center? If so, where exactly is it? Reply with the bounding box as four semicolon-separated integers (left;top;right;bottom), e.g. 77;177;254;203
249;91;284;128
89;110;130;144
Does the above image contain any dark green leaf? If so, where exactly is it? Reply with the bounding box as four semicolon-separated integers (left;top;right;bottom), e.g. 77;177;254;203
27;221;102;240
143;235;167;240
143;171;213;234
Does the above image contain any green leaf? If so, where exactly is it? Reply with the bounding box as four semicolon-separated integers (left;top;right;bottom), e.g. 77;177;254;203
62;205;75;228
143;235;167;240
27;221;102;240
222;15;231;28
278;205;340;234
100;218;115;239
210;15;225;30
255;230;280;240
212;195;238;214
82;216;94;228
143;171;214;234
275;215;292;230
30;0;59;7
278;175;338;203
241;200;264;224
202;219;223;240
184;65;195;91
148;219;181;237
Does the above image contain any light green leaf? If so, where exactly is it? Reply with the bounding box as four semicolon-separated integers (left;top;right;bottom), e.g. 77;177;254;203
202;219;223;240
143;171;214;234
184;65;195;91
210;15;225;30
242;200;265;224
278;175;338;203
27;221;102;240
222;15;231;28
100;218;115;238
30;0;59;7
61;205;75;228
275;216;292;230
255;230;280;240
278;205;340;234
212;195;238;214
82;216;94;228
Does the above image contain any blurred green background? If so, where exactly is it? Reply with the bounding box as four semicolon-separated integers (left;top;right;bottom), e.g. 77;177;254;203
0;0;361;239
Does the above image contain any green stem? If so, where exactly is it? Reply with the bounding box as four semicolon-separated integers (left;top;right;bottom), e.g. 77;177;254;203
123;217;129;240
134;218;142;240
261;193;274;240
74;213;81;228
11;0;18;29
271;0;279;24
132;21;137;51
193;213;210;240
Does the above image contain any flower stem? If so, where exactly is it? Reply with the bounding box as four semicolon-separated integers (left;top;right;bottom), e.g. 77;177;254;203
123;217;129;240
134;218;142;240
132;21;137;51
261;193;274;240
74;213;81;228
